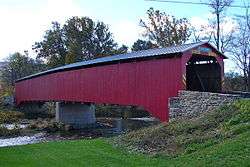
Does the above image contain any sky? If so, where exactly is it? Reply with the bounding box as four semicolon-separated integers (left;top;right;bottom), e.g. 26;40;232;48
0;0;246;72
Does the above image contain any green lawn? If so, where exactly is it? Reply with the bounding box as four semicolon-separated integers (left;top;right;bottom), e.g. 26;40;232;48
0;131;249;167
1;100;249;167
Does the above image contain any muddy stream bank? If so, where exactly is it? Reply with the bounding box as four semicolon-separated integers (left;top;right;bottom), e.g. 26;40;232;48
0;117;159;147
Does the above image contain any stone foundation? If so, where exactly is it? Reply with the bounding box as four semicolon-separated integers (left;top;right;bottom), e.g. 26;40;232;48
169;91;241;120
56;102;96;128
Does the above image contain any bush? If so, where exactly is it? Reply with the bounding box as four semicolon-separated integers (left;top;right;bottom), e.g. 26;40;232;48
0;111;24;124
18;102;55;119
0;125;21;137
28;119;70;133
95;104;150;118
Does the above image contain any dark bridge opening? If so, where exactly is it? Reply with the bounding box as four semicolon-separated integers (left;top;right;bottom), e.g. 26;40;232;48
186;54;221;92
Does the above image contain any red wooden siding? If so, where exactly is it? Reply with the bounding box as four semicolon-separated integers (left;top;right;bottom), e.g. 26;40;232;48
15;57;183;121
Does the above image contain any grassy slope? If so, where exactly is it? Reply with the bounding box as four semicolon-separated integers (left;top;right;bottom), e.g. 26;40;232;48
114;100;250;155
0;132;249;167
0;100;249;167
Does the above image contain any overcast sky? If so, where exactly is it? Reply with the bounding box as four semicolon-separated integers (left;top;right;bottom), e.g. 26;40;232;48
0;0;245;72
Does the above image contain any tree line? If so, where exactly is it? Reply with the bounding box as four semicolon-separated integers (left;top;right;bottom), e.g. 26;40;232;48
1;0;250;92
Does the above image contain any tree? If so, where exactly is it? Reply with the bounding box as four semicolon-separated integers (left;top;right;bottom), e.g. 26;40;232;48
91;22;119;57
65;42;78;64
115;45;129;54
208;0;233;51
33;22;67;67
223;72;245;91
33;17;120;68
0;52;46;86
229;5;250;91
140;8;191;47
193;0;234;53
131;39;157;51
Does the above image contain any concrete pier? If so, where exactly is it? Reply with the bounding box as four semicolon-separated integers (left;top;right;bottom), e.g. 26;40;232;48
56;102;96;128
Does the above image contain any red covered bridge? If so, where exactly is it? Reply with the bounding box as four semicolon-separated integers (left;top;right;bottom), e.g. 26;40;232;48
15;42;226;122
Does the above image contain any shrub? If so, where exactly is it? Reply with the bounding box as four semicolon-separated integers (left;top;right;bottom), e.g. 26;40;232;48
18;102;55;119
0;111;24;124
28;119;69;132
95;104;150;118
0;125;21;137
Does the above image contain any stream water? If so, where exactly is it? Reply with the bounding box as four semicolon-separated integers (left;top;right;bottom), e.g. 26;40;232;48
0;117;159;147
0;133;45;147
2;123;28;130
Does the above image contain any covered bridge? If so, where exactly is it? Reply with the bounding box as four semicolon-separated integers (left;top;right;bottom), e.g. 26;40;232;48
15;42;226;123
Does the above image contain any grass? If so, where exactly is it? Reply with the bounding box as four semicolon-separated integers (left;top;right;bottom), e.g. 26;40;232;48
0;139;169;167
113;99;250;155
0;132;249;167
0;99;249;167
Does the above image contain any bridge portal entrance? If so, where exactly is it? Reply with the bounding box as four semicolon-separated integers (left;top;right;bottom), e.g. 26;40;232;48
186;54;222;92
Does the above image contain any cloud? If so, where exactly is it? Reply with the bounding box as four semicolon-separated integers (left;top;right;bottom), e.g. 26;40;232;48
111;20;141;47
0;0;86;60
221;17;238;34
0;0;142;60
191;16;209;28
44;0;84;22
190;14;237;36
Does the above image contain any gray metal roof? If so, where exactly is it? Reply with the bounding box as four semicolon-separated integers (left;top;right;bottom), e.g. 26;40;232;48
16;42;224;82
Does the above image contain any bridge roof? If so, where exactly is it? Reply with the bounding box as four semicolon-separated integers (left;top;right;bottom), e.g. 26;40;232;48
16;41;225;82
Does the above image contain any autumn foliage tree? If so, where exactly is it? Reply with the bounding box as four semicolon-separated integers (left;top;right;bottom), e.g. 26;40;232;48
140;8;191;47
33;22;66;67
0;52;46;86
131;39;157;51
33;17;127;68
223;72;246;91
